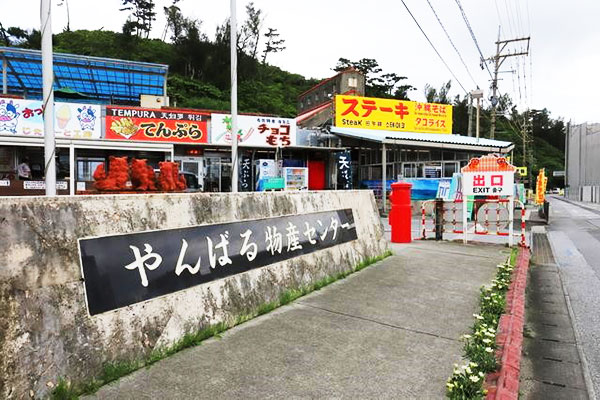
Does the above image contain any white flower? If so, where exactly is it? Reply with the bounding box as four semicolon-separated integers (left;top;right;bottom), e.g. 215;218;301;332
465;367;472;374
485;347;494;353
479;372;485;377
462;334;472;339
469;362;478;367
469;375;480;383
482;338;492;344
473;314;484;320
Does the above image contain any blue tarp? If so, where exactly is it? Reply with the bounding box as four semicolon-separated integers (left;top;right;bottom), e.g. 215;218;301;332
401;178;443;200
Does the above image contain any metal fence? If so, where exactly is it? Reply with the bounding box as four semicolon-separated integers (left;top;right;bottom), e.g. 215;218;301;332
566;122;600;202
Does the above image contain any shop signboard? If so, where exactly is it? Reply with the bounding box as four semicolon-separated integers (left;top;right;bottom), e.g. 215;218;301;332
336;151;352;189
23;180;68;190
105;106;208;143
210;113;297;147
79;209;357;315
239;155;252;192
0;98;101;138
334;95;452;134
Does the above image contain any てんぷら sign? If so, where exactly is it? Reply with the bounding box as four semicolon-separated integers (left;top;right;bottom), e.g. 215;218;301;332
105;106;208;143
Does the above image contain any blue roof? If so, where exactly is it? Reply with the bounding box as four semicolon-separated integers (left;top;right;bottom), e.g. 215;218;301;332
0;46;168;103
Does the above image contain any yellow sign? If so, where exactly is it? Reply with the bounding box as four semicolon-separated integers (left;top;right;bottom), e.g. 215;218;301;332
516;166;528;177
334;95;453;134
535;169;548;205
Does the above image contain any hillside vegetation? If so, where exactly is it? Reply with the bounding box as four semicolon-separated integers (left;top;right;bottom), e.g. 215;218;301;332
2;8;565;188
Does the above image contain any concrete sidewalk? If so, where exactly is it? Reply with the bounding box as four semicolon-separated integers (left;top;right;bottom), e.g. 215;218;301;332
89;241;510;399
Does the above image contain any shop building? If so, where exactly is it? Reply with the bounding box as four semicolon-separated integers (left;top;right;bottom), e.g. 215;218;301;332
0;46;172;195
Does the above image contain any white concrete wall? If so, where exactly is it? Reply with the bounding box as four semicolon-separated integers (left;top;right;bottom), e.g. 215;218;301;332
0;191;387;398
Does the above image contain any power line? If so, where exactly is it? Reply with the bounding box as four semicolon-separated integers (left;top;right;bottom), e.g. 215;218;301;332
425;0;478;88
453;0;493;80
398;0;468;94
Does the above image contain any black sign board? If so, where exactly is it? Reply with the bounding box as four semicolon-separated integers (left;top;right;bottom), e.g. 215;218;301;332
337;151;353;189
79;209;357;315
240;155;252;192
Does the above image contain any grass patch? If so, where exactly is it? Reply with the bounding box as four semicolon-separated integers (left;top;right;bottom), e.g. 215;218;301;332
446;249;520;399
51;249;393;399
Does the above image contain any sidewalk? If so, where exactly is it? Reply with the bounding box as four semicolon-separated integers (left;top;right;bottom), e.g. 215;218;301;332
88;241;510;399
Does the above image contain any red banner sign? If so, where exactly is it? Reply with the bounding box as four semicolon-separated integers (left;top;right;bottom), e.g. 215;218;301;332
105;107;208;143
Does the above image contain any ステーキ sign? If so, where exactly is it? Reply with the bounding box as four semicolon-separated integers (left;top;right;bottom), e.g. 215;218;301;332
334;95;452;134
105;107;208;143
210;113;297;147
461;155;516;196
79;209;356;315
0;98;101;138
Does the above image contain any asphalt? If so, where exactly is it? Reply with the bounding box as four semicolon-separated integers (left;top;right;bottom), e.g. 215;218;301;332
542;196;600;399
519;226;589;399
87;240;510;399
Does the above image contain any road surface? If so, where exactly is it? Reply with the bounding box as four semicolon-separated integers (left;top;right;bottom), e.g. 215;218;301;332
545;195;600;398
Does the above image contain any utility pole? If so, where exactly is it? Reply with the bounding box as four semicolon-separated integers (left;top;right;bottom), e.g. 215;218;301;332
230;0;238;193
471;89;483;139
467;93;473;137
41;0;56;196
488;30;530;139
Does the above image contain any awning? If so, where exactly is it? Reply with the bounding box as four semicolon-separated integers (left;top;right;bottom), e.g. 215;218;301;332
1;46;168;103
330;126;514;153
0;135;173;153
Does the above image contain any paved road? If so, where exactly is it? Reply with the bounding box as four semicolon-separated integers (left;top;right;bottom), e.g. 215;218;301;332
544;195;600;399
88;241;509;399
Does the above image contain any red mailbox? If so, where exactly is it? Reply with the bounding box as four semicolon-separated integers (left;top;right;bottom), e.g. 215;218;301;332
389;182;412;243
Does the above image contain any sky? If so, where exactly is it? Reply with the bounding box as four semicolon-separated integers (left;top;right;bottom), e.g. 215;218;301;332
4;0;600;123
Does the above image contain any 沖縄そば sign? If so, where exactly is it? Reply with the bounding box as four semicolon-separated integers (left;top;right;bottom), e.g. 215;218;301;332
0;97;101;138
105;106;208;143
334;95;452;134
79;209;357;315
210;113;297;147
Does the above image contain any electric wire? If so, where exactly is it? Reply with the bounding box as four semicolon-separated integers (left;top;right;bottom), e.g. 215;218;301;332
425;0;479;88
398;0;469;94
453;0;493;80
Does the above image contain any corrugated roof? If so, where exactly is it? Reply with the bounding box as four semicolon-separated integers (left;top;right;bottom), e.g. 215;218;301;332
330;126;514;152
0;46;168;103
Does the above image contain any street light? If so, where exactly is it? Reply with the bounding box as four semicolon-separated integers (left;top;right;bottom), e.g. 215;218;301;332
470;89;484;140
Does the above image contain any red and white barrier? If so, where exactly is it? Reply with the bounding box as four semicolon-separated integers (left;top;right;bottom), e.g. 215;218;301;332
420;198;527;247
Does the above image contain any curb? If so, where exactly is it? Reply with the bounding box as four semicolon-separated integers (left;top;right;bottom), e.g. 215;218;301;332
485;247;531;400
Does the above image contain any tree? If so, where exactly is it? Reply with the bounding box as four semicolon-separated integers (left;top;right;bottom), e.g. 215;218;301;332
120;0;156;38
262;28;285;64
241;2;263;60
424;80;452;104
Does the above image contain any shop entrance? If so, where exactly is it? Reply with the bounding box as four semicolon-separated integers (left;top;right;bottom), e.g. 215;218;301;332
204;154;232;192
175;156;204;191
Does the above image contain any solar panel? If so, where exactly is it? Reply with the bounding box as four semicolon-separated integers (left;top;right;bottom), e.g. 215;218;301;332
0;46;168;103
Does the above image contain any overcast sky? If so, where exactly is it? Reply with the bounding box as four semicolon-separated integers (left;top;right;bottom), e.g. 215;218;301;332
5;0;600;123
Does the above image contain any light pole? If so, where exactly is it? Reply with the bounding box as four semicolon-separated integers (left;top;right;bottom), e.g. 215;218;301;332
41;0;56;196
470;89;483;140
230;0;238;192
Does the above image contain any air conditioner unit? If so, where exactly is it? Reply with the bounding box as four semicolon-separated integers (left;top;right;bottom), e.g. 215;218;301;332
140;94;170;109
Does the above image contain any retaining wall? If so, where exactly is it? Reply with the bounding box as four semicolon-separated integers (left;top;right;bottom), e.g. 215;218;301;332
0;191;387;398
